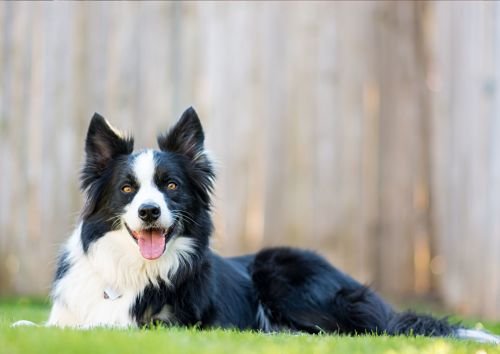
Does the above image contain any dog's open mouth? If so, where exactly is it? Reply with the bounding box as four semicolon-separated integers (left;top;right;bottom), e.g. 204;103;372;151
125;224;174;260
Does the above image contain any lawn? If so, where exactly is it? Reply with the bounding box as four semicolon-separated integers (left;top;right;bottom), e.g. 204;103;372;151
1;298;499;354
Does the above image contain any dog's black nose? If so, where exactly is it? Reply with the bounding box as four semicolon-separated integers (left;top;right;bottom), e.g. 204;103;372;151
138;203;161;222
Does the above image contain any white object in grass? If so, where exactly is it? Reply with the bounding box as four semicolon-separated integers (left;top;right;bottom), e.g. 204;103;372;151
11;320;38;327
455;328;500;344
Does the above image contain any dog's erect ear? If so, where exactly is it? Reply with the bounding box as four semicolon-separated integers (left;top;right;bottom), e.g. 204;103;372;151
83;113;134;176
80;114;134;216
158;107;215;207
157;107;204;159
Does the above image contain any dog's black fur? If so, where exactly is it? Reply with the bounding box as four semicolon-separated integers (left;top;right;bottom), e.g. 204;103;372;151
131;246;456;335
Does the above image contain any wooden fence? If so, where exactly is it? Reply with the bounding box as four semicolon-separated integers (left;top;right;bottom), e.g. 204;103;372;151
0;1;498;319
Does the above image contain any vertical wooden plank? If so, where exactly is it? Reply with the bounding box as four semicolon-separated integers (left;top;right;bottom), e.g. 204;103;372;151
413;2;433;296
25;2;45;293
488;0;500;319
196;2;259;255
281;2;316;248
357;2;381;284
329;1;379;282
311;1;340;259
137;1;174;139
477;0;500;318
258;2;290;248
432;1;499;318
5;2;33;293
330;1;364;276
104;3;140;134
0;1;16;293
374;1;431;297
430;0;457;307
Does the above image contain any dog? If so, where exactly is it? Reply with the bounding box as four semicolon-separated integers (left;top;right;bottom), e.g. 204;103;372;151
45;107;499;343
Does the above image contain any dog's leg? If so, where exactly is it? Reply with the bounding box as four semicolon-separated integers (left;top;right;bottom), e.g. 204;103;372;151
46;301;79;327
250;247;500;343
250;247;395;334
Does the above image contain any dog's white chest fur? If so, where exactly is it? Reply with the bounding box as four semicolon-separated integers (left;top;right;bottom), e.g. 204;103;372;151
47;224;195;328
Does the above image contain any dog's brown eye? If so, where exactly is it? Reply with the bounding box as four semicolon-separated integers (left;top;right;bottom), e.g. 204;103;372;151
121;185;134;193
167;182;177;191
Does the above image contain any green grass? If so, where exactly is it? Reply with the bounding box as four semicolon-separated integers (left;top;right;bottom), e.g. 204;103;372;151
1;298;499;354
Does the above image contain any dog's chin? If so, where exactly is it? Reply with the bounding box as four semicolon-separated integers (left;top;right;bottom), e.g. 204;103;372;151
124;223;175;260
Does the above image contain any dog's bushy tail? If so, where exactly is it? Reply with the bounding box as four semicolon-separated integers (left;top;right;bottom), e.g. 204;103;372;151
329;286;500;344
385;310;500;343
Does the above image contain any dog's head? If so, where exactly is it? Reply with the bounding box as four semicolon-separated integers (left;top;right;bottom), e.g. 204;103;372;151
80;107;214;260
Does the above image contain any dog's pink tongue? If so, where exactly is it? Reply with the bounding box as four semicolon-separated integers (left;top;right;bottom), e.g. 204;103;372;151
137;230;165;260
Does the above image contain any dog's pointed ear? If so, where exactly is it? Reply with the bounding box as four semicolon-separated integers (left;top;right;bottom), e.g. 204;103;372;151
84;113;134;175
157;107;204;159
158;107;215;206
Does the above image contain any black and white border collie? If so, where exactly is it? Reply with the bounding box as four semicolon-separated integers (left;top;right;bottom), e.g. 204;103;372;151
46;107;499;343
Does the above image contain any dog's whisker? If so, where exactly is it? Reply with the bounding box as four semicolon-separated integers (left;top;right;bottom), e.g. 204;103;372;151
105;215;123;230
170;210;200;227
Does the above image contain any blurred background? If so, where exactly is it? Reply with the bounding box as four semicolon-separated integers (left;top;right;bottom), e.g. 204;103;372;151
0;1;499;319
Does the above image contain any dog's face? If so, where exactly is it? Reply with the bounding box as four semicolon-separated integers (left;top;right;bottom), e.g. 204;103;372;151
80;107;214;260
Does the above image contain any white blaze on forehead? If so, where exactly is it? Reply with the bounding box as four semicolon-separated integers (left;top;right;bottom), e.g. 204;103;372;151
133;150;156;186
123;150;172;231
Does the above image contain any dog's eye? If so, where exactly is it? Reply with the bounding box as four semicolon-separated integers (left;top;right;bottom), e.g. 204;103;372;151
167;182;177;191
121;185;134;193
